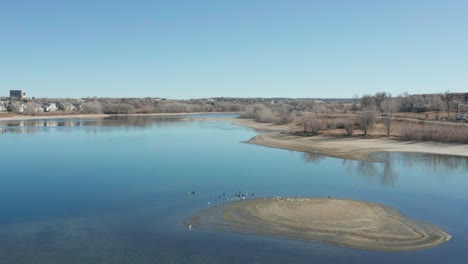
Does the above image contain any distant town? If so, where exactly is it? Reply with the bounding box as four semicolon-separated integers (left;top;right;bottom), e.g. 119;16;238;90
0;89;352;116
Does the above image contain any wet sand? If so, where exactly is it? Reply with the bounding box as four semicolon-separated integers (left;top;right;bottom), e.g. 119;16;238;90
234;119;468;161
186;198;451;252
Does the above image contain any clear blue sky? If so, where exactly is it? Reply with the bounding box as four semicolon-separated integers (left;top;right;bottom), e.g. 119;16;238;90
1;0;467;99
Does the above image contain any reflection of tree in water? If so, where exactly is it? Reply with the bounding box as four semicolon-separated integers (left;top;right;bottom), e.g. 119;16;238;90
398;153;468;178
0;116;186;134
105;116;185;128
341;152;468;187
0;127;40;135
302;152;397;187
302;153;325;164
342;153;397;187
381;153;395;186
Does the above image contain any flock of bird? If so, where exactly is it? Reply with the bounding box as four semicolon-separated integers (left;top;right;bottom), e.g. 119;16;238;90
186;192;333;231
186;191;258;206
186;191;332;207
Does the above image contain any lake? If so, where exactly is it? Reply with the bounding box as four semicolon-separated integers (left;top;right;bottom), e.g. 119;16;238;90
1;114;467;264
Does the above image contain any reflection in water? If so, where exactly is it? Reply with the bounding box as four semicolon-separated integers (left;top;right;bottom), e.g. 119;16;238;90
400;154;468;176
301;153;325;164
341;154;397;187
381;153;395;186
1;115;468;263
303;152;468;187
0;116;188;134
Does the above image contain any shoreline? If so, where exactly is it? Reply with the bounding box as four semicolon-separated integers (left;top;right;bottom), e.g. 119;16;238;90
0;112;239;122
234;118;468;161
2;113;467;161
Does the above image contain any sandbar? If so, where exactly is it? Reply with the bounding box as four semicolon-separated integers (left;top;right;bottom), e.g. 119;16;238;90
186;198;451;251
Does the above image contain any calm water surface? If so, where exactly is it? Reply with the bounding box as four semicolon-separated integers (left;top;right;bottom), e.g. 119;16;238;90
1;114;467;264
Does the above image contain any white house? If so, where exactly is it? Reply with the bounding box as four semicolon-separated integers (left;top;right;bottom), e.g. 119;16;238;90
43;102;58;112
8;101;26;113
73;103;83;112
0;101;7;112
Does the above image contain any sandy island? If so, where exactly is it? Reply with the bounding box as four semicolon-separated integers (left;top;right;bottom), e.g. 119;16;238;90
234;118;468;161
186;197;450;252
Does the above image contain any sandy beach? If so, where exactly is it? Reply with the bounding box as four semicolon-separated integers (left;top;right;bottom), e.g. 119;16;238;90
186;197;450;252
234;119;468;161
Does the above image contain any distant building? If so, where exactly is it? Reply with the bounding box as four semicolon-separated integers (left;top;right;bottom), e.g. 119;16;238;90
0;101;7;112
8;101;26;113
10;90;26;100
42;102;58;112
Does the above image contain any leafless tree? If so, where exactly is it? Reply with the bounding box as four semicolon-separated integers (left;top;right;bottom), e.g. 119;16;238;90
374;92;390;111
343;120;354;136
358;107;377;136
302;113;322;135
82;101;102;114
442;91;451;119
274;106;293;125
24;101;41;116
254;105;276;123
434;95;444;113
360;94;375;109
382;99;398;136
352;94;359;111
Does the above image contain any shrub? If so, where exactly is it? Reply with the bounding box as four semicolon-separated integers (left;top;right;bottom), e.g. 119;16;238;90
358;108;377;136
344;120;354;136
254;107;276;123
399;123;468;143
302;114;322;135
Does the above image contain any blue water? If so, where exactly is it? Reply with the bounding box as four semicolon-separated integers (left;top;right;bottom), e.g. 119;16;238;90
1;114;467;264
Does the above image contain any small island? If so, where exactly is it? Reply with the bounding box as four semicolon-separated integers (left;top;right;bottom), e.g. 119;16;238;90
186;197;451;252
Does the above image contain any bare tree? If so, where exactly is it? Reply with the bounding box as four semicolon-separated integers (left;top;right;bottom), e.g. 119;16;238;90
442;91;451;119
397;92;411;112
343;120;354;136
382;98;398;136
274;105;293;125
24;101;42;116
254;106;276;123
302;113;322;135
82;101;102;114
374;92;390;111
352;94;359;111
358;108;376;136
360;94;375;109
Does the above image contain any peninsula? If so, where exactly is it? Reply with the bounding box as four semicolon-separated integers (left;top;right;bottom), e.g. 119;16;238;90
234;118;468;161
